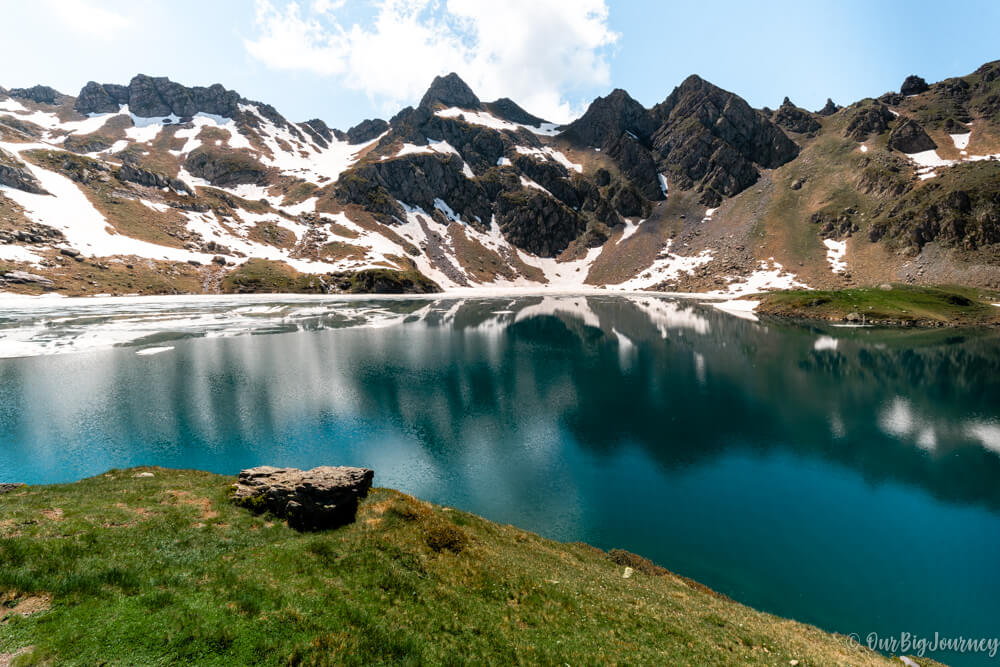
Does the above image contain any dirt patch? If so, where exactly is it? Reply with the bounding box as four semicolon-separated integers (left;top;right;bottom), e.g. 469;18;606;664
0;646;34;667
108;503;154;526
39;508;63;521
163;490;219;520
1;591;52;622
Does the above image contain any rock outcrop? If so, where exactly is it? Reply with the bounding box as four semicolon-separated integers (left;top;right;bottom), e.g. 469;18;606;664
0;483;26;494
344;118;389;144
844;102;895;141
485;97;549;128
887;118;937;153
75;75;242;118
774;97;821;133
816;98;840;116
184;146;270;187
231;465;374;531
340;153;492;224
901;75;930;96
8;85;63;105
74;81;130;114
0;149;48;194
496;188;585;256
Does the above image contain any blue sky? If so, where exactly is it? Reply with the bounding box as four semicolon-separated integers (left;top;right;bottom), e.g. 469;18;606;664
2;0;998;130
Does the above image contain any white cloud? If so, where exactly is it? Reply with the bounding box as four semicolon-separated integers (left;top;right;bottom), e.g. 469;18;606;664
40;0;132;39
244;0;618;123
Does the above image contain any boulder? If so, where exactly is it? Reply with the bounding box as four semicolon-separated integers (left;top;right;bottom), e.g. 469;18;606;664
0;483;26;494
887;118;937;153
231;465;374;531
0;158;49;195
2;271;54;287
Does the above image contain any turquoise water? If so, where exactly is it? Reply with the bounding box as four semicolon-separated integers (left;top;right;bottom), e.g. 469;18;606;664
2;295;999;665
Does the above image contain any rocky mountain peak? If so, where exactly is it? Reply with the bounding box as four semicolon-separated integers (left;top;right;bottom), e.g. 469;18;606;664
559;88;655;149
418;73;481;110
650;75;800;205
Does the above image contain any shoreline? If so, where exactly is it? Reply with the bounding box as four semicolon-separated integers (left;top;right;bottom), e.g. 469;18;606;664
0;287;743;307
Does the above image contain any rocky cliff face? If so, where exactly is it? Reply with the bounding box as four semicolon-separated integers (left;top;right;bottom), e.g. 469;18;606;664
649;75;799;205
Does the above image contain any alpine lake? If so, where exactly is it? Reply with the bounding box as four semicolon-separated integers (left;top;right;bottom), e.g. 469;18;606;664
2;293;999;666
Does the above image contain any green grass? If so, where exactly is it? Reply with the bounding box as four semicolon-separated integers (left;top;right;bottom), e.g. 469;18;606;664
221;259;325;293
0;468;921;666
757;284;1000;326
221;260;442;295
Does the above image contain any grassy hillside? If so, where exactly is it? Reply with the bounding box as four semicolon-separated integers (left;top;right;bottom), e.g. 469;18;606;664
757;284;1000;326
0;468;930;666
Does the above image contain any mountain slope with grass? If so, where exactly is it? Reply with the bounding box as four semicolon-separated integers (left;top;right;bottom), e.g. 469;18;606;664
1;61;1000;296
0;468;936;666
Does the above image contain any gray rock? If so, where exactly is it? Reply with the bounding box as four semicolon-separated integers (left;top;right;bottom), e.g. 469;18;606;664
0;149;49;194
231;465;374;531
887;118;937;153
76;75;242;118
8;85;63;105
0;483;26;494
3;271;54;287
845;103;895;141
117;163;169;189
345;118;389;144
900;75;930;96
74;81;129;114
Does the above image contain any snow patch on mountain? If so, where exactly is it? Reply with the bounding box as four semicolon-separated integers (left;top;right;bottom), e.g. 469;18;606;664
823;238;847;273
1;141;214;263
435;108;559;136
614;241;714;290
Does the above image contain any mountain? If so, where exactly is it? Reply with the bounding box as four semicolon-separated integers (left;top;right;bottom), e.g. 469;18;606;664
1;63;1000;296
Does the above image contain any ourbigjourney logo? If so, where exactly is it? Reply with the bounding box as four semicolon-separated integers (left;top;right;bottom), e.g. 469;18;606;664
849;632;1000;658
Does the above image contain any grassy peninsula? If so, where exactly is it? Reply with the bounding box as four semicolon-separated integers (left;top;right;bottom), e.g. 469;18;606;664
756;284;1000;327
0;468;933;666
